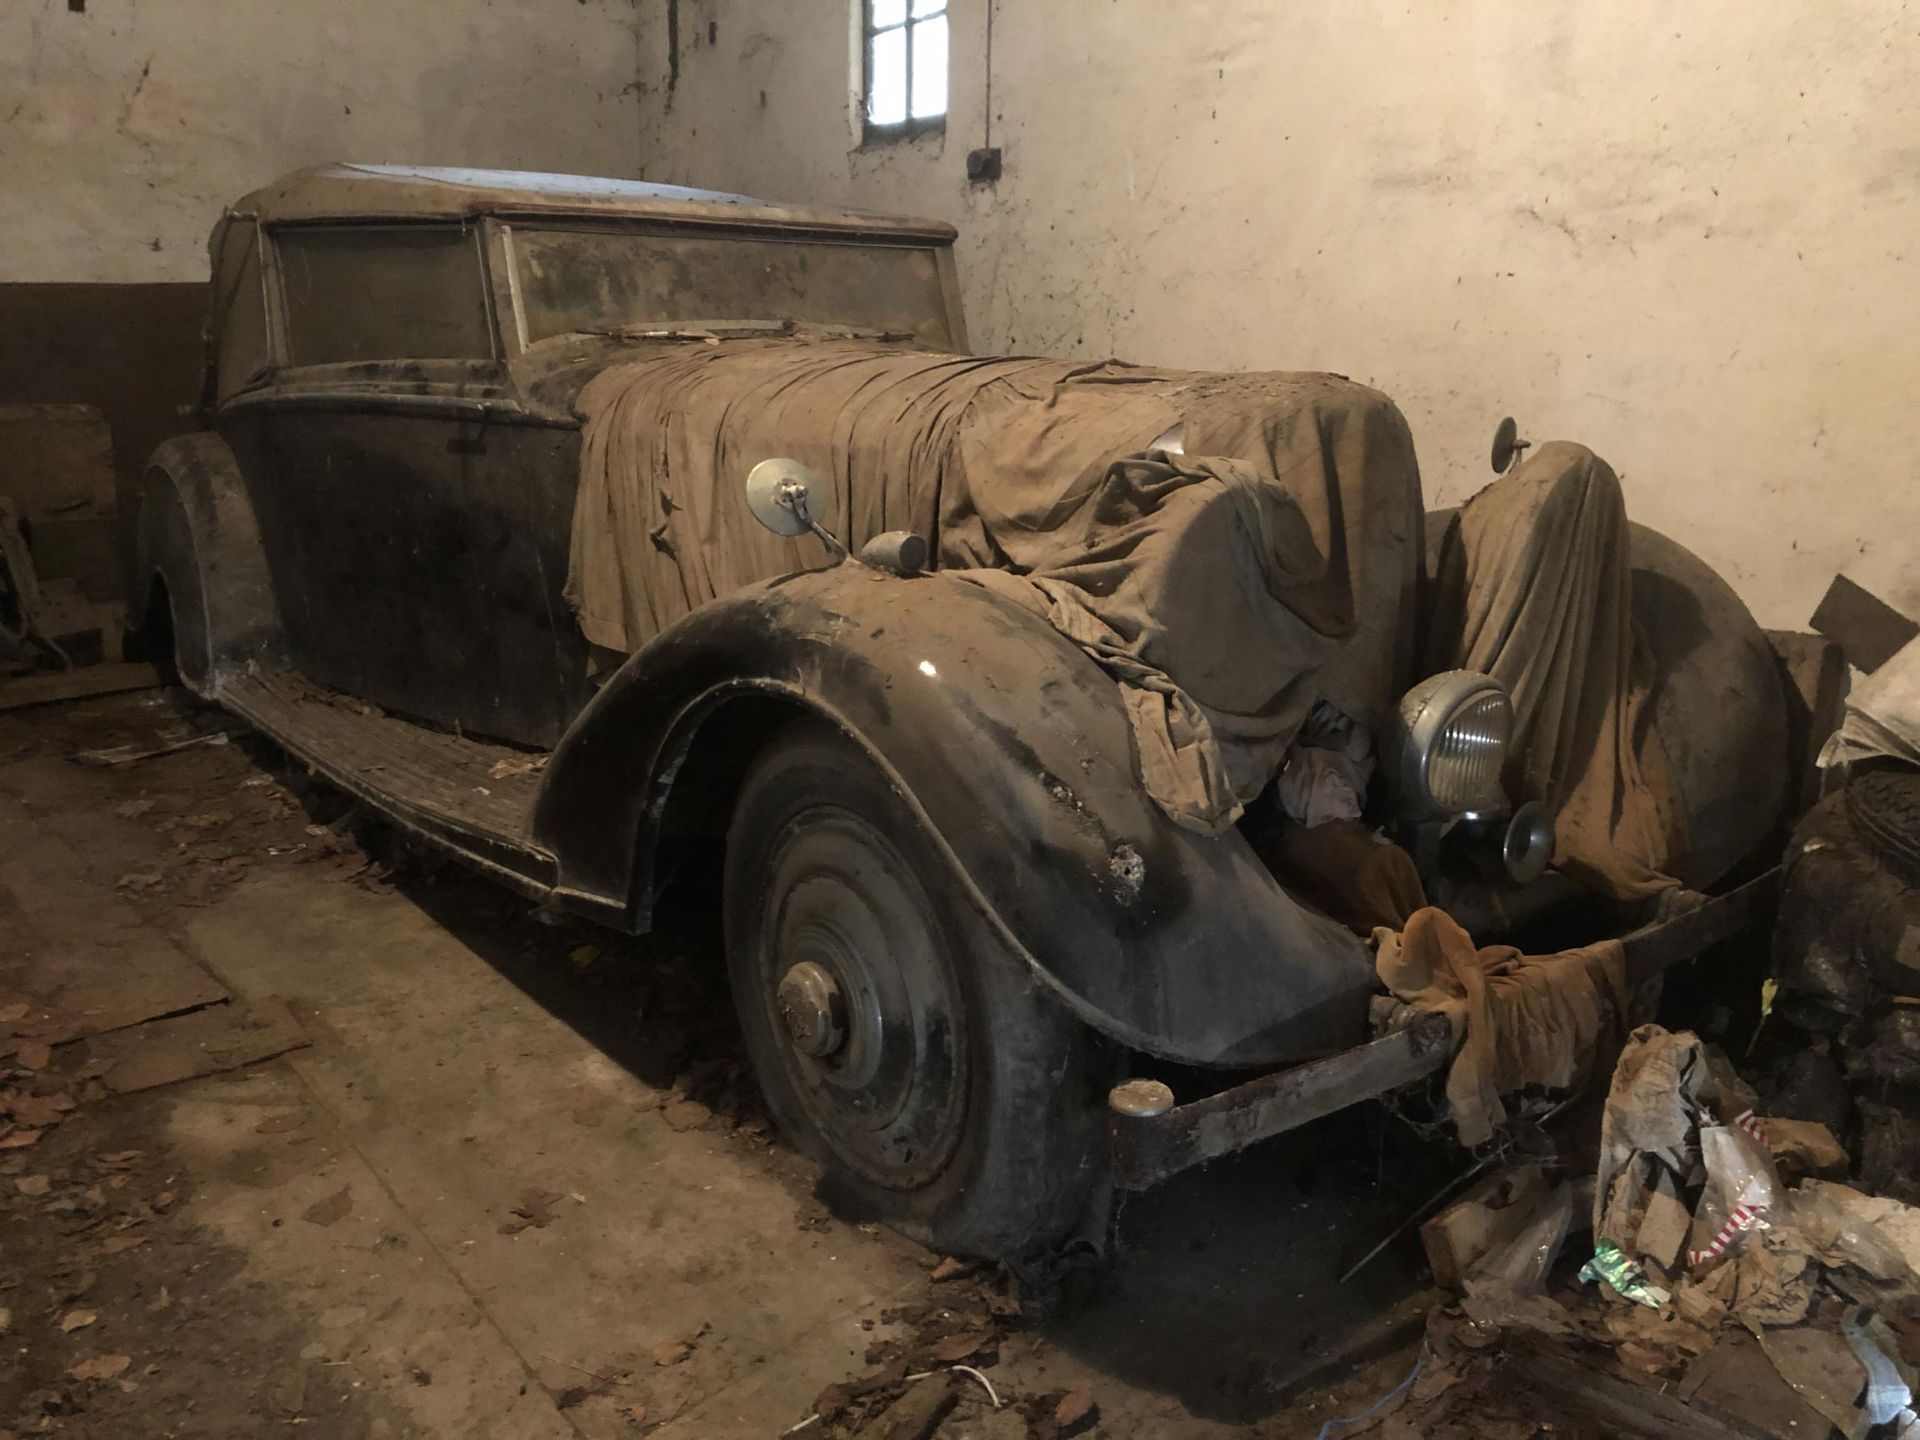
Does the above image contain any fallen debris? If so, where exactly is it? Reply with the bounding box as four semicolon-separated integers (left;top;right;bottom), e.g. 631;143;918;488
301;1187;353;1227
0;662;160;713
1397;1023;1920;1437
71;729;236;767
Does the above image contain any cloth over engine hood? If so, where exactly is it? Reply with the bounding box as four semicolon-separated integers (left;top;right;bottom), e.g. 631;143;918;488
564;340;1427;834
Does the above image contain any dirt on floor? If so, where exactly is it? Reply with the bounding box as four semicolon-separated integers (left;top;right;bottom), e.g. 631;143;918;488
0;686;1529;1440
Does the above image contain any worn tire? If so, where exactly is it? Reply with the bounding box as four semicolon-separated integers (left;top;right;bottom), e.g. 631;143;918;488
723;718;1102;1260
1848;767;1920;883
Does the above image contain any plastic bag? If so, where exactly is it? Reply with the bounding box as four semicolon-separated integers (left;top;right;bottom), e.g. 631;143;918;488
1469;1180;1575;1295
1687;1121;1782;1267
1787;1184;1920;1286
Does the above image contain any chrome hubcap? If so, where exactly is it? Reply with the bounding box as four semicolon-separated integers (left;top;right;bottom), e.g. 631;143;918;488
776;960;847;1059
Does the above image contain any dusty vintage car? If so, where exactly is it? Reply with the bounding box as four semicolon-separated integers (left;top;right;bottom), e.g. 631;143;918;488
138;165;1792;1259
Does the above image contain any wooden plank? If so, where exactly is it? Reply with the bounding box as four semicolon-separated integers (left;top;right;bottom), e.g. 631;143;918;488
1764;629;1849;821
1419;1163;1550;1289
85;997;308;1094
0;661;161;712
1810;573;1919;674
1520;1346;1772;1440
0;792;229;1041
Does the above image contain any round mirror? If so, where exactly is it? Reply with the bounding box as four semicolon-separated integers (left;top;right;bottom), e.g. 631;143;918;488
746;458;832;538
1490;416;1529;475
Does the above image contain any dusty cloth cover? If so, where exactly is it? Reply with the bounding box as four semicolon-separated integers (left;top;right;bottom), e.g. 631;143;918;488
1374;906;1628;1147
1426;442;1686;897
568;340;1423;832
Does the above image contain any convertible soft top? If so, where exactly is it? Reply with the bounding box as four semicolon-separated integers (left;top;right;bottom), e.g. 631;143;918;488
229;164;958;241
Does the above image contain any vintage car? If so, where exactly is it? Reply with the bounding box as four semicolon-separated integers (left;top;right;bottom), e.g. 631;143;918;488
138;165;1791;1260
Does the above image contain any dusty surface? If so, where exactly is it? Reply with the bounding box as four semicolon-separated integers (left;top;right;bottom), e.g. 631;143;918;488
0;688;1448;1438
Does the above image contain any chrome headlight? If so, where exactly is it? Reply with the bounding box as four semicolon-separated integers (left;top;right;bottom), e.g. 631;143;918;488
1395;671;1512;817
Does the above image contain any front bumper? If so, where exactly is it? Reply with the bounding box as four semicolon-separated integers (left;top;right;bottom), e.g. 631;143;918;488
1107;870;1782;1191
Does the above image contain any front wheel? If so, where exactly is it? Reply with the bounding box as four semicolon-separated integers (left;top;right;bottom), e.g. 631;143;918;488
723;718;1103;1259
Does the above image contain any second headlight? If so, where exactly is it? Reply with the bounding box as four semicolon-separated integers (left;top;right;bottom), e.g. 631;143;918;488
1394;670;1513;817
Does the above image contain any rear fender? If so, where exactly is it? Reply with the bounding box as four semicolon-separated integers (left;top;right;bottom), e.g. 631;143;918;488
532;565;1375;1067
136;433;284;694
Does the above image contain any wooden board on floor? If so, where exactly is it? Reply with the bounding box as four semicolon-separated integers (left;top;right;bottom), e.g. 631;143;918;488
0;793;228;1040
0;662;161;712
85;996;308;1094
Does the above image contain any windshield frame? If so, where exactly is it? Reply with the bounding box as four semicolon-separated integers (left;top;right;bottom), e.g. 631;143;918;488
485;216;968;356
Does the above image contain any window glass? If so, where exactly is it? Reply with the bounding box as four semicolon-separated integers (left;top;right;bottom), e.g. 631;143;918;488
865;0;946;133
510;226;953;349
211;218;271;402
276;226;492;366
911;13;948;120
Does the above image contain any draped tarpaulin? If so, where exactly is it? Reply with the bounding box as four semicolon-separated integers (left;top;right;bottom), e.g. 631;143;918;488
1426;442;1686;898
566;339;1425;834
567;340;1683;890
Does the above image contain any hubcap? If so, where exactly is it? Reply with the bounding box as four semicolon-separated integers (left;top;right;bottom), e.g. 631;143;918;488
776;961;847;1059
757;809;968;1191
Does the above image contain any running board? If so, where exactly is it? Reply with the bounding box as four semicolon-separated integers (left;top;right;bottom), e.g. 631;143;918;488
216;666;558;895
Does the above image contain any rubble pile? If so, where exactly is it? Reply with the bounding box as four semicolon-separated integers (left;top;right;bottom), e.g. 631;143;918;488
1373;1025;1920;1438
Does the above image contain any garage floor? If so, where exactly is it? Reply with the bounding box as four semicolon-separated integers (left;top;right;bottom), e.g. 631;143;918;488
0;688;1438;1439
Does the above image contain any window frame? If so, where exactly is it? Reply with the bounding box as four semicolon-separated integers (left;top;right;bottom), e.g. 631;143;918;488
860;0;948;145
261;220;504;374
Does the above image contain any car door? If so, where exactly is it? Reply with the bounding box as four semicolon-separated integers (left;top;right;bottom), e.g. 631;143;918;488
219;221;588;746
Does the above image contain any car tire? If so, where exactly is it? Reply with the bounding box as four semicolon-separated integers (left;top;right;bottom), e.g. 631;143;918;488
1847;766;1920;883
723;717;1104;1260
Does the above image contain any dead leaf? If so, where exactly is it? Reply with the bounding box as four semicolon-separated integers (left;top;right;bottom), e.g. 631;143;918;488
619;1401;649;1425
0;1129;43;1149
10;1095;67;1127
930;1328;994;1363
929;1256;971;1282
1054;1382;1096;1429
15;1173;49;1197
95;1150;142;1168
69;1353;131;1383
301;1188;353;1227
115;872;164;892
652;1340;690;1367
500;1188;561;1235
60;1308;98;1333
0;1305;10;1334
488;754;548;781
14;1041;50;1071
113;799;155;819
101;1235;145;1255
0;1002;28;1025
151;1190;175;1212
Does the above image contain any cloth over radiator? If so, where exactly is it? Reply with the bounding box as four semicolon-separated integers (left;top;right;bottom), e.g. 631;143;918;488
566;340;1425;834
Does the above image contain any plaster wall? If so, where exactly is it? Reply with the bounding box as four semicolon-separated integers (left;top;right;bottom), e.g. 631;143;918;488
1;0;643;285
633;1;1920;628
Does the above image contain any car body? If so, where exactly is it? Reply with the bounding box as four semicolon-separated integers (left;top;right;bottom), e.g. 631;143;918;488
138;165;1794;1257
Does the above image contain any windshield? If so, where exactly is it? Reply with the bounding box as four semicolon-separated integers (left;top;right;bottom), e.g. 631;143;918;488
506;224;955;349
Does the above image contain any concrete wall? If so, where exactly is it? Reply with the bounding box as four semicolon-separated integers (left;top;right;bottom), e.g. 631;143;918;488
1;0;643;285
632;0;1919;628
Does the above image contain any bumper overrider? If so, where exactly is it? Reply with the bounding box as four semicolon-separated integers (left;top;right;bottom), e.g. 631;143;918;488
1107;869;1781;1191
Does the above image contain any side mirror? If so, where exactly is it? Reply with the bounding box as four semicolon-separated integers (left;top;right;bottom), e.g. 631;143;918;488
745;460;930;575
745;458;847;560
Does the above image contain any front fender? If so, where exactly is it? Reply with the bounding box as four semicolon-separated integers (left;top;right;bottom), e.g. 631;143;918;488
533;565;1374;1067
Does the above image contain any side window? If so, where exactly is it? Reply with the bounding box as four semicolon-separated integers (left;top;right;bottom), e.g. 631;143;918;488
211;217;271;403
274;226;492;366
